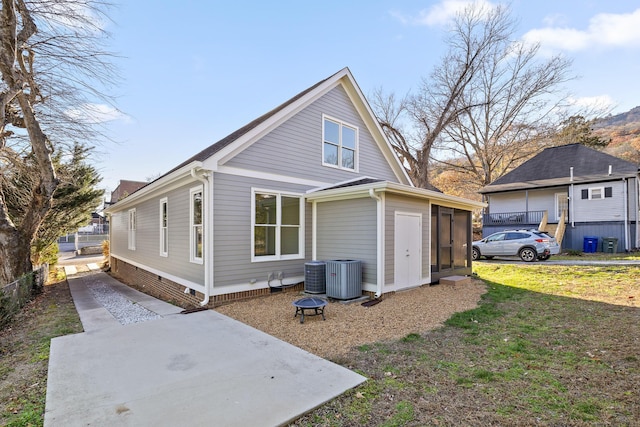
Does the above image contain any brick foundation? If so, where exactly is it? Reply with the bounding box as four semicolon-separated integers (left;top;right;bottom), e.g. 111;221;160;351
110;257;304;309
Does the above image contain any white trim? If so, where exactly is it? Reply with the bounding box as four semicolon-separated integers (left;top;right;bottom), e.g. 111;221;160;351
159;197;168;257
368;189;385;298
210;277;378;296
312;201;318;261
321;114;359;172
337;71;413;186
105;161;203;213
306;180;486;210
190;167;213;306
189;185;204;264
588;186;605;200
216;165;329;188
251;188;305;262
212;70;348;166
554;192;568;222
209;68;411;185
111;254;205;294
212;276;305;296
105;69;413;219
127;208;136;250
623;178;629;251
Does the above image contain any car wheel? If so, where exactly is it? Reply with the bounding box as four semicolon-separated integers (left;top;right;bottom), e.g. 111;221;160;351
519;247;537;262
472;247;480;261
538;254;550;261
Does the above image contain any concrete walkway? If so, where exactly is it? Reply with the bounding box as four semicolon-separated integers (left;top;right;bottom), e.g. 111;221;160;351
45;272;366;426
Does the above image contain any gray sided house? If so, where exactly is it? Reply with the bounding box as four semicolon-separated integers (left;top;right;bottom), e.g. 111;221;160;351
479;144;640;252
105;68;485;307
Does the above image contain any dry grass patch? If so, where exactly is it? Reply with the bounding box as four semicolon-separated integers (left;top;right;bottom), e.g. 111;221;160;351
0;270;82;427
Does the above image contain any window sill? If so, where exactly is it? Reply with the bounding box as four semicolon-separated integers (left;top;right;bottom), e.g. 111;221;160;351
322;164;357;173
251;254;304;263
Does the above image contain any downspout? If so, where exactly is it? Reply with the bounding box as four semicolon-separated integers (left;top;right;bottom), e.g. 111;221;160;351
369;189;384;298
636;177;639;248
312;201;317;260
570;167;575;228
191;168;212;306
623;178;629;251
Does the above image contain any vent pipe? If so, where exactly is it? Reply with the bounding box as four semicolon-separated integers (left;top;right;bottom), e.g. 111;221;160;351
608;165;612;176
570;167;573;182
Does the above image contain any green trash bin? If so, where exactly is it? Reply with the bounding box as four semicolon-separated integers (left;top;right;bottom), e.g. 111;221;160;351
602;237;618;253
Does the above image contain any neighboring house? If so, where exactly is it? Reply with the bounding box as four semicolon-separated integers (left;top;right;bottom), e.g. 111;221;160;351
109;180;147;205
105;68;485;307
77;212;107;234
479;144;640;252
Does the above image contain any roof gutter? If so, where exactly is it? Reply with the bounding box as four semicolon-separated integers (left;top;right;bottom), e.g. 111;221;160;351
369;189;384;298
190;167;213;306
105;161;203;213
307;181;486;210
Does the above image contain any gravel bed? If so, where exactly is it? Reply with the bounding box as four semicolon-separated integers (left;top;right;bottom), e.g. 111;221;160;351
87;282;161;325
216;280;487;360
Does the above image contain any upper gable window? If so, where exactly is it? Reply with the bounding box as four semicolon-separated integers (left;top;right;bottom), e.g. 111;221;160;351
322;115;358;171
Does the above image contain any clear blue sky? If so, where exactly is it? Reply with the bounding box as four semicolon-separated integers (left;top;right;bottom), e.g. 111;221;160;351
96;0;640;194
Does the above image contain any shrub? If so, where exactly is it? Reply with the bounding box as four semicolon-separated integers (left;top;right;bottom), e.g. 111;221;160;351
101;239;110;259
31;241;59;266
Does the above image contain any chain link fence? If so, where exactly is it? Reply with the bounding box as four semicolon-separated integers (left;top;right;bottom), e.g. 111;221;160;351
1;264;49;327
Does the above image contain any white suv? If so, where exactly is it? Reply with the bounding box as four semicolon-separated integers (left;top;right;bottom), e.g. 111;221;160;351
472;230;560;262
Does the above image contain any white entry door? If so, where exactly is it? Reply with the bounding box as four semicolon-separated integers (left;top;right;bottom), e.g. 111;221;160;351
394;212;422;290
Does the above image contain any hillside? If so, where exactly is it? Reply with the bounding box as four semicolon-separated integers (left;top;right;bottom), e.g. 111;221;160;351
594;106;640;162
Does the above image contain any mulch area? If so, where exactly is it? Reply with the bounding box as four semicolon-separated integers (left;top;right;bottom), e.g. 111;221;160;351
215;280;487;360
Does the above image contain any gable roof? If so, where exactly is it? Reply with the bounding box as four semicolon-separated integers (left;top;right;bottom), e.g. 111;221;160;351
479;144;639;194
306;179;486;211
164;70;339;177
106;68;412;211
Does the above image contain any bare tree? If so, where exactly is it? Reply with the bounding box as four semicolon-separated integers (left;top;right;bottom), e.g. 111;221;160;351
373;3;514;189
435;34;573;187
0;0;117;285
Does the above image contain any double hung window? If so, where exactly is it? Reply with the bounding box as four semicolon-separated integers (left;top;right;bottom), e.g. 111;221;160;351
190;187;203;263
160;198;168;257
252;190;303;261
128;208;136;250
322;115;358;171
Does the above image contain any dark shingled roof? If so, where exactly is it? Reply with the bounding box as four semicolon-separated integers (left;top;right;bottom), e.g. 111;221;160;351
480;144;639;194
314;178;384;191
112;70;344;203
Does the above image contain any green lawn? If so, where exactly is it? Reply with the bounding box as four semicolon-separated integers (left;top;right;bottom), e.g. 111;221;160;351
3;263;639;426
0;279;82;427
293;263;640;426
